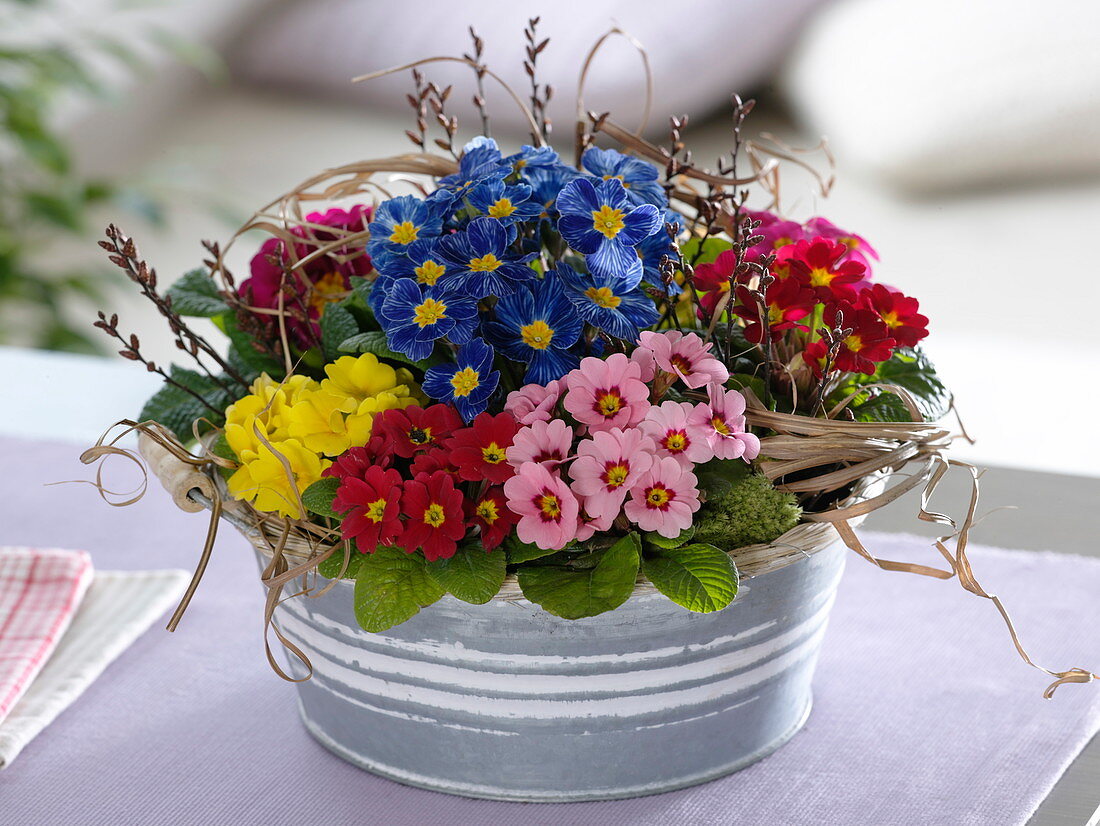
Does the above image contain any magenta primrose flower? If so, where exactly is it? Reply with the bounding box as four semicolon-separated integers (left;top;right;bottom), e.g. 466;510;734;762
504;379;562;426
562;353;649;434
507;418;574;468
687;385;761;461
640;401;714;466
570;428;656;513
503;462;579;550
624;457;701;538
632;330;730;390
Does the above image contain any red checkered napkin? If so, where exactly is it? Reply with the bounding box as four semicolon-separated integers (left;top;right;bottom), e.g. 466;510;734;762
0;548;93;722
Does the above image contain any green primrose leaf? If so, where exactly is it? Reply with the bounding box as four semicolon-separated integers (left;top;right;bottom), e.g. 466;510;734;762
301;477;340;519
641;543;739;613
166;268;230;317
643;525;695;550
353;547;446;632
517;533;641;619
338;330;427;368
320;304;359;361
318;547;363;580
426;544;507;604
504;535;559;565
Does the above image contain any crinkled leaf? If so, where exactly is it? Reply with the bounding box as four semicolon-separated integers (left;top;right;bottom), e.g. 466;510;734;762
504;535;559;565
166;268;229;317
139;365;232;442
426;544;507;604
321;303;359;361
642;543;739;613
354;547;445;632
302;477;340;519
849;347;950;423
319;547;363;580
339;330;429;369
644;525;695;550
517;533;640;620
223;319;284;379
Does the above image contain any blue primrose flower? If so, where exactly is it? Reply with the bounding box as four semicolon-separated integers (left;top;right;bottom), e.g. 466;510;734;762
368;239;451;317
431;137;510;205
581;147;668;208
466;179;542;226
505;144;561;173
423;337;500;421
484;277;582;384
366;195;443;260
378;278;478;362
555;178;662;287
637;210;684;295
552;263;660;342
523;163;581;220
437;217;537;299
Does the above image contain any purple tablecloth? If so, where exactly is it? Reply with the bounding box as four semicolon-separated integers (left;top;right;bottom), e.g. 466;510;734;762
2;435;1098;825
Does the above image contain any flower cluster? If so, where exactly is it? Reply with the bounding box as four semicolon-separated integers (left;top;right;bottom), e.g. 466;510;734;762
324;404;521;560
223;354;418;518
365;139;669;420
695;211;928;383
238;205;372;349
502;332;759;549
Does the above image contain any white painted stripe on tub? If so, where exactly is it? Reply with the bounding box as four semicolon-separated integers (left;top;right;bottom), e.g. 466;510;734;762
288;623;829;720
281;565;842;669
277;593;835;698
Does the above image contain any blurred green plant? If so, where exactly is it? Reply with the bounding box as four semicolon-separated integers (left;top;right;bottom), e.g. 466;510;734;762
0;0;218;352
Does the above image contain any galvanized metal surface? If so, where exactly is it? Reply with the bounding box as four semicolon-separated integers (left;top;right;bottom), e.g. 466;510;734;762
268;541;848;802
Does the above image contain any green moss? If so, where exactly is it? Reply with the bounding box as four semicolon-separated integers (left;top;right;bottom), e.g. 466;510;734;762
693;473;802;550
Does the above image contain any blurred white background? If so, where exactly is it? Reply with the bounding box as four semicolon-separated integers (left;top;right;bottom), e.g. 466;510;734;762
5;0;1100;476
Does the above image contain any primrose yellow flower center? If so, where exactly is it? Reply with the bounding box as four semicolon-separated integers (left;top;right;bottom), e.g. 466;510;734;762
415;260;446;285
366;498;388;523
881;311;901;329
840;236;860;250
520;320;555;350
603;463;630;489
476;499;500;523
537;492;562;521
595;391;624;418
481;442;507;464
470;253;503;272
808;267;833;287
488;198;517;218
844;334;864;352
309;271;347;315
602;174;630;189
663;431;688;453
450;367;481;397
774;236;794;248
591;205;626;239
584;286;621;309
389;221;419;245
645;485;673;510
767;304;786;324
413;297;448;328
423;503;447;528
711;416;731;436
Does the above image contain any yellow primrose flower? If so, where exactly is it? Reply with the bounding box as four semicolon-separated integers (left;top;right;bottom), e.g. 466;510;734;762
321;354;412;403
225;373;320;443
226;437;331;519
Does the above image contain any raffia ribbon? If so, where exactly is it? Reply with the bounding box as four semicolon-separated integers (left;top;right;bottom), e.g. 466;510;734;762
745;391;1098;698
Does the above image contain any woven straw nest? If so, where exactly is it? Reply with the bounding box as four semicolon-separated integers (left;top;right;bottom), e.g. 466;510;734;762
139;426;902;601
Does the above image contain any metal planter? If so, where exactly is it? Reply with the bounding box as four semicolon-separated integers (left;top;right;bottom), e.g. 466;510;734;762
268;538;846;802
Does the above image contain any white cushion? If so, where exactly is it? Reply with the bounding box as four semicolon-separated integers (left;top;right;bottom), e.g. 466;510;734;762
230;0;828;136
780;0;1100;191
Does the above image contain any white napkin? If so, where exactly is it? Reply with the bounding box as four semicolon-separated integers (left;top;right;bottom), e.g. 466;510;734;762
0;569;189;768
